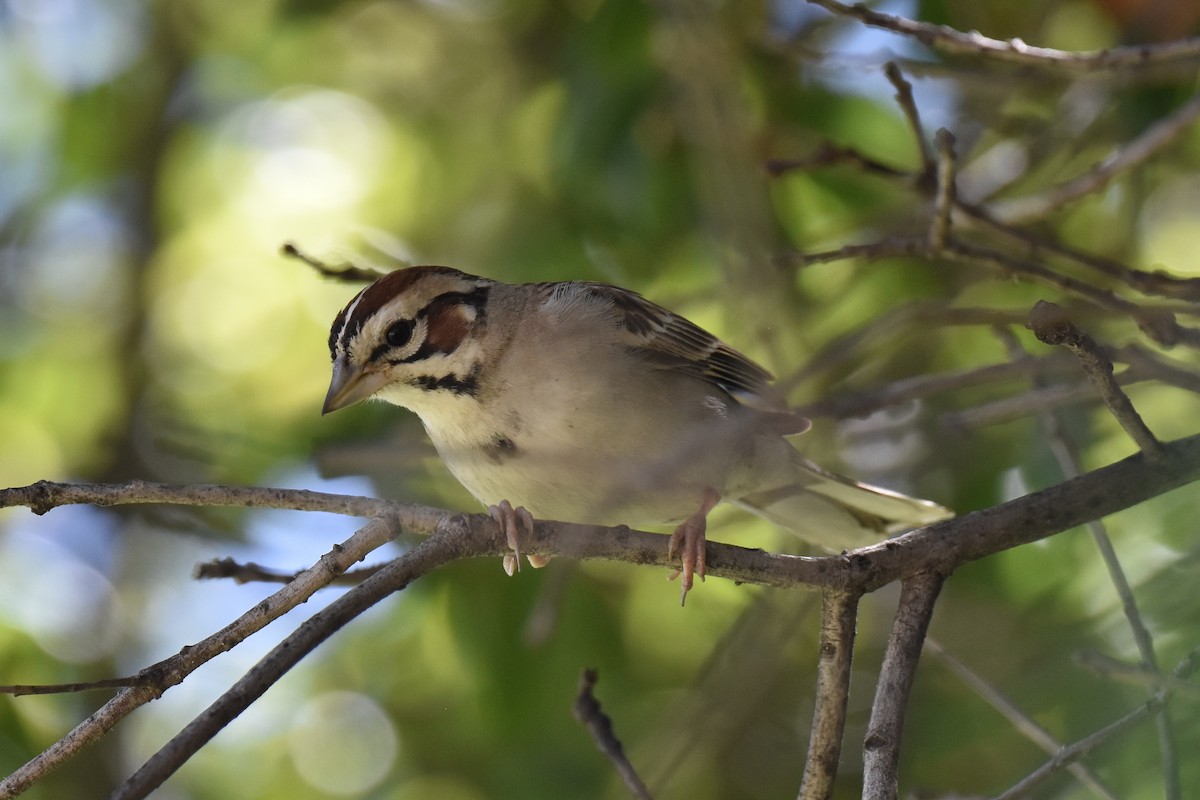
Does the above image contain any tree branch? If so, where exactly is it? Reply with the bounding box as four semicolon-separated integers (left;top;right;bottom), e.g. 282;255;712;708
806;0;1200;71
7;431;1200;595
925;639;1118;800
111;522;482;800
991;91;1200;224
5;429;1200;795
0;514;408;798
992;646;1200;800
1029;301;1164;458
861;572;945;800
573;669;653;800
798;591;861;800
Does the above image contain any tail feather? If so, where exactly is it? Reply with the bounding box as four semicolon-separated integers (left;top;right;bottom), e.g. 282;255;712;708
732;458;952;552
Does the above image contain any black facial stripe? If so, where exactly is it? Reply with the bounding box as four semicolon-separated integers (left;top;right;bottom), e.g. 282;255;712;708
370;319;427;364
329;312;360;358
388;286;490;365
393;341;436;364
426;286;489;318
329;276;489;360
411;366;481;397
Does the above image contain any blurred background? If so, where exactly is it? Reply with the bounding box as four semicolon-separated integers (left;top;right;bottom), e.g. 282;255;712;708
1;0;1199;797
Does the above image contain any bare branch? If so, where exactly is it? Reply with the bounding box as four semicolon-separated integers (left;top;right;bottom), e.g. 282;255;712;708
862;572;945;800
787;234;1200;348
883;62;932;175
112;522;482;800
0;514;406;798
0;677;144;697
999;326;1178;797
765;144;909;180
781;236;929;269
926;639;1119;800
928;129;957;252
573;669;653;800
798;591;860;800
1074;651;1200;697
0;686;160;798
944;385;1096;429
799;353;1079;419
992;646;1200;800
944;242;1200;348
1115;344;1200;394
1029;301;1164;457
0;479;403;519
280;241;388;283
194;557;384;586
955;202;1200;303
8;433;1200;596
6;428;1200;795
992;91;1200;224
806;0;1200;71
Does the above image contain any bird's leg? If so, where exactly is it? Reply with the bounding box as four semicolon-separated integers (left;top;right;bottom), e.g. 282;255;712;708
667;487;720;606
489;500;548;575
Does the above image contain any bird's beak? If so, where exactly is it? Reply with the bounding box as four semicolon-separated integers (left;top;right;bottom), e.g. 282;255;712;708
323;358;388;415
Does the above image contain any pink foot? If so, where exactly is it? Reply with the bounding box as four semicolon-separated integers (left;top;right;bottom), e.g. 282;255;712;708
488;500;543;575
667;488;720;606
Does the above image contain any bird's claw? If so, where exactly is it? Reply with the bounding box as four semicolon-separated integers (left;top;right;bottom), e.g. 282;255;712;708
489;500;539;575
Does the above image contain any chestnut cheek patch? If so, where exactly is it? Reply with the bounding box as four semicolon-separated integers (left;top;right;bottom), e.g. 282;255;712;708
425;301;474;355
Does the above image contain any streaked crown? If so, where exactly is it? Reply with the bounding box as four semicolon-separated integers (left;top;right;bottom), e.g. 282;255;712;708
324;266;493;413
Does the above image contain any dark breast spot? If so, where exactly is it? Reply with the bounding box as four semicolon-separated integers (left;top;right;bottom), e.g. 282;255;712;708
482;435;517;464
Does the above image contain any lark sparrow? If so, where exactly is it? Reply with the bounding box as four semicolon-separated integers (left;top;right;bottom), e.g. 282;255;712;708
322;266;951;603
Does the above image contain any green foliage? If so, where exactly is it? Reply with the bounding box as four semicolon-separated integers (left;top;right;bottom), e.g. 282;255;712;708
1;1;1198;798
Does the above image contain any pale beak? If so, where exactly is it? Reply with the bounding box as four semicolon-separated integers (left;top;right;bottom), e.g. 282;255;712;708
323;358;389;415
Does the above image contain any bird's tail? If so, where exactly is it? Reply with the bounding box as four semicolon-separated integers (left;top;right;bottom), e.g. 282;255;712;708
731;457;952;552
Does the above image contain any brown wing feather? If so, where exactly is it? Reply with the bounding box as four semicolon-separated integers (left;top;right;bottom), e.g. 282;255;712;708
536;281;789;412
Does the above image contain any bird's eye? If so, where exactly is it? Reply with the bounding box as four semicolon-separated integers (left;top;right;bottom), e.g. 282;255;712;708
385;319;415;348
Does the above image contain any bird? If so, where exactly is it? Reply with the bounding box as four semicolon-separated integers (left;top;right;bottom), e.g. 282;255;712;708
322;266;952;604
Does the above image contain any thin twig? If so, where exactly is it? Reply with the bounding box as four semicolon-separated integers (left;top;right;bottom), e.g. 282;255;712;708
0;687;158;799
781;236;929;269
0;677;144;697
806;0;1200;71
573;669;653;800
1074;650;1200;697
798;591;861;800
998;326;1178;798
955;201;1200;303
194;557;385;585
798;353;1080;419
782;303;1035;393
0;514;406;799
784;234;1200;349
1029;301;1165;457
9;431;1200;597
928;129;957;252
883;62;932;176
925;639;1119;800
992;91;1200;223
765;144;909;180
992;646;1200;800
0;479;402;519
939;381;1109;430
111;523;480;800
942;241;1199;348
862;571;945;800
4;431;1200;794
1113;344;1200;395
280;241;389;283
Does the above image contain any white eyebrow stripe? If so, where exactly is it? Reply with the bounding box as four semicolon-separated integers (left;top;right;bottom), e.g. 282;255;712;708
336;289;370;354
